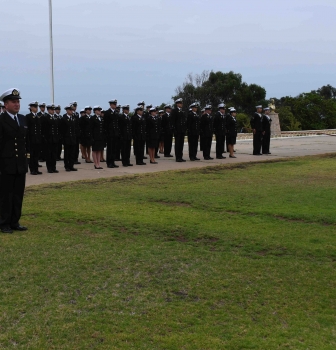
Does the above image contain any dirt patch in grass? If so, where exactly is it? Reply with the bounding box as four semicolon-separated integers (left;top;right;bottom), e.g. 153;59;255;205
274;215;335;226
155;200;192;208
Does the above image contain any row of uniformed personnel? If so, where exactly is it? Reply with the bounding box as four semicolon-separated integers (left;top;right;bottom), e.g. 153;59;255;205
0;98;273;174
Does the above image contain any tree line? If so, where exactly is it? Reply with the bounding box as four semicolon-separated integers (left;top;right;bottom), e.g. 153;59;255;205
170;71;336;131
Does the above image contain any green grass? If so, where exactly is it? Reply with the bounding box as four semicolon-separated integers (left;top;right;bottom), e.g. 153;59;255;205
1;154;336;349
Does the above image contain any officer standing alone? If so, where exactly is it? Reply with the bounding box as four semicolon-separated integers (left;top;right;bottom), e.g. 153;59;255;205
0;89;29;233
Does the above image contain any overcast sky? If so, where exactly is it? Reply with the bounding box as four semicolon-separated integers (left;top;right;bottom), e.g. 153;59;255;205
1;0;335;111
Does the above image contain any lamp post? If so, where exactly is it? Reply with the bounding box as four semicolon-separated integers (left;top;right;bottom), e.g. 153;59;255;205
49;0;55;104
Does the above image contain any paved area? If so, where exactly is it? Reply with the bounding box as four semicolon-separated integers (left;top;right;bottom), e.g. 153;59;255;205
26;135;336;187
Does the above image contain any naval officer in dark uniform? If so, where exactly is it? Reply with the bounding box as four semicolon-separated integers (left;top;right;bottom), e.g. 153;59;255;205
251;105;263;155
26;101;43;175
200;105;214;160
213;103;227;159
132;105;147;165
104;99;120;168
171;98;187;162
119;105;133;167
187;102;200;161
41;104;60;173
262;107;272;154
59;105;78;171
161;104;174;157
0;88;29;233
54;105;63;160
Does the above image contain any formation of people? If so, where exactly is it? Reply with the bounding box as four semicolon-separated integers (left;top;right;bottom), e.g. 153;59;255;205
0;97;272;175
0;87;273;233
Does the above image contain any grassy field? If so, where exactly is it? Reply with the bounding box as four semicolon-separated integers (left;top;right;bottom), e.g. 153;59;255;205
0;154;336;349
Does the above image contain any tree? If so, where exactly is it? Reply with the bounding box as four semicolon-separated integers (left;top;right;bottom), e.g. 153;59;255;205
172;71;266;113
277;106;301;131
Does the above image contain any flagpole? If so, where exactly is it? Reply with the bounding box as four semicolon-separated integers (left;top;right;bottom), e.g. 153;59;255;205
49;0;55;104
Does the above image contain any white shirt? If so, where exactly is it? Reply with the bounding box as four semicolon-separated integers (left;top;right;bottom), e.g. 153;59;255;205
7;111;20;125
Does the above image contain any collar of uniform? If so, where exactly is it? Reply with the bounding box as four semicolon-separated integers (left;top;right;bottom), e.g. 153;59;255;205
67;114;72;118
7;111;17;120
110;108;115;112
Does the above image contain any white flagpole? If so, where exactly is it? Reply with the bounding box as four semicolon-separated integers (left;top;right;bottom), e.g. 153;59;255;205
49;0;55;104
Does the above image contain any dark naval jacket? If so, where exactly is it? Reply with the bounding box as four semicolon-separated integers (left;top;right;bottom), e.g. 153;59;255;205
213;111;226;136
59;115;77;145
41;113;60;144
0;112;29;174
250;112;263;131
187;111;200;136
26;112;43;144
161;112;174;135
119;113;132;140
172;107;187;134
200;113;214;137
104;108;120;137
262;114;272;134
132;114;147;141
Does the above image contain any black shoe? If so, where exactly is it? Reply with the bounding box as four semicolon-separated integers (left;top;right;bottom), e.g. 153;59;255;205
204;157;210;160
70;167;78;171
209;157;214;160
223;151;227;153
11;225;27;231
47;170;54;173
229;155;237;158
190;158;195;161
100;159;106;163
128;163;133;166
165;154;173;157
53;170;59;173
107;164;114;168
155;155;160;159
74;161;81;165
195;157;200;161
65;168;71;172
181;159;186;162
150;161;158;164
30;171;38;175
123;164;128;167
176;159;183;162
216;156;223;159
233;150;236;153
38;164;42;168
1;226;13;234
143;156;148;159
37;171;43;175
115;158;122;161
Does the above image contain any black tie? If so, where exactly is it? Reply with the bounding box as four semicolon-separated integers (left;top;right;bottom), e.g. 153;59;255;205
14;115;19;126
